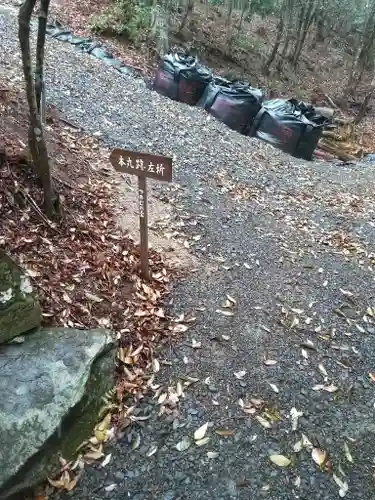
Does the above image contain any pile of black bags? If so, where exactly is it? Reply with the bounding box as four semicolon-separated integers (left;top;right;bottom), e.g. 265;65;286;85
153;53;329;160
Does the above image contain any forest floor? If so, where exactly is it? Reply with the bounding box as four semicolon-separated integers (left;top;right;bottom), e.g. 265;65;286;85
2;2;375;500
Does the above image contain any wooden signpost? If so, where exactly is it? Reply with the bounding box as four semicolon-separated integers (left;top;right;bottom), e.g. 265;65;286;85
109;148;173;280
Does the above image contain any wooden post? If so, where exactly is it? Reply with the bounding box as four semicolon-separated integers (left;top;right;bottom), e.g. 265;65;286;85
138;176;149;280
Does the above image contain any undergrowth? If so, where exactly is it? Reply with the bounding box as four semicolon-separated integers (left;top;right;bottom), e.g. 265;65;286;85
89;0;151;42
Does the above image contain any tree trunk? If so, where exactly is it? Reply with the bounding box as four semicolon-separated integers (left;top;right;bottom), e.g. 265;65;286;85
18;0;58;218
292;0;316;67
35;0;50;114
280;0;295;59
238;0;251;31
263;12;285;74
226;0;234;46
177;0;194;33
353;82;375;125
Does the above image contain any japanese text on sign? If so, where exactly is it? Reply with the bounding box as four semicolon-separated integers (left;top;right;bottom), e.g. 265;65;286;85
109;148;172;182
138;188;145;218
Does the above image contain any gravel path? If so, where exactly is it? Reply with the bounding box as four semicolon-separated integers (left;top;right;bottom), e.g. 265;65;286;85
2;4;375;499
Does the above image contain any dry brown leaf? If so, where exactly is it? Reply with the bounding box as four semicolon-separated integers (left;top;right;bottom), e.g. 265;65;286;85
215;429;234;437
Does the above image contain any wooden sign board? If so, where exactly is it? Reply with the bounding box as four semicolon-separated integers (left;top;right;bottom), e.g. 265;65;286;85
109;148;173;281
109;148;172;182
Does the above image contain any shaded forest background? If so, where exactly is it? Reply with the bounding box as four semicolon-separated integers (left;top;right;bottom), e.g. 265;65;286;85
50;0;375;149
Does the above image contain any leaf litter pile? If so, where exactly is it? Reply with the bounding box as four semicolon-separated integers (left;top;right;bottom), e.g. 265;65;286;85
0;82;187;495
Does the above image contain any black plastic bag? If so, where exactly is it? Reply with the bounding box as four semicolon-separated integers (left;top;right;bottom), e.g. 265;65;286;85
249;99;324;160
153;53;212;105
198;78;263;134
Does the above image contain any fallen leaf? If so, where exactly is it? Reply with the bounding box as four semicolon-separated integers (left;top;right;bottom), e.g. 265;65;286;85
131;433;141;450
234;370;247;379
293;440;303;452
312;448;327;467
216;309;234;316
269;454;291;467
194;422;209;440
215;429;234;437
47;477;65;489
263;358;277;366
104;484;117;492
152;358;160;373
191;338;202;348
343;442;353;463
290;316;299;329
226;294;237;304
84;291;103;303
269;383;279;393
147;445;158;457
176;438;191;451
319;364;328;378
101;453;112;467
195;437;210;446
333;474;349;497
207;451;219;459
63;291;72;304
173;324;189;333
256;416;271;429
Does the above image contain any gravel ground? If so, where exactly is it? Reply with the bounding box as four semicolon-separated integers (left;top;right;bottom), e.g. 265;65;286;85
2;4;375;499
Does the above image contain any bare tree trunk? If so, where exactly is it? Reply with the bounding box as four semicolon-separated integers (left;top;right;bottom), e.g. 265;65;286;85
292;0;316;67
35;0;50;114
177;0;194;33
226;0;234;46
280;0;295;59
18;0;58;218
353;77;375;125
263;11;285;74
238;0;251;30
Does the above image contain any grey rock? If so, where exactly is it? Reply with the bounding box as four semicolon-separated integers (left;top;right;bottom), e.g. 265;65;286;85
0;327;115;499
0;250;41;343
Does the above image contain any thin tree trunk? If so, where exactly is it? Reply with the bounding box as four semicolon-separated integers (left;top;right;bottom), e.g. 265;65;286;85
238;0;251;30
353;85;375;125
35;0;50;114
18;0;57;218
292;0;316;67
226;0;234;46
280;0;295;59
263;13;285;73
177;0;194;33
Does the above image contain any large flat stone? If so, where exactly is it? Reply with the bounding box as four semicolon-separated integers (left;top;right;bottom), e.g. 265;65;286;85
0;250;41;343
0;327;115;499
